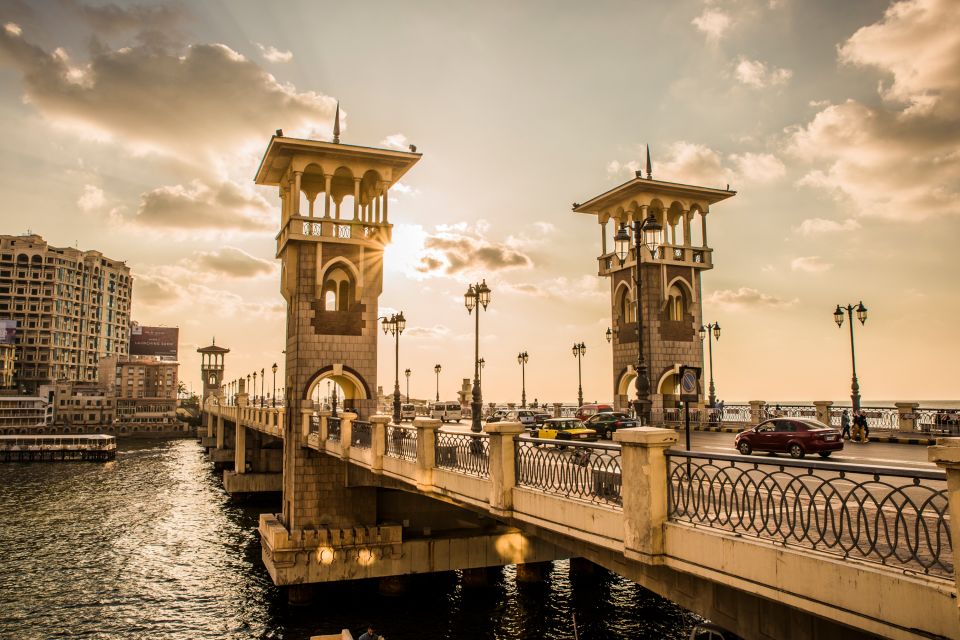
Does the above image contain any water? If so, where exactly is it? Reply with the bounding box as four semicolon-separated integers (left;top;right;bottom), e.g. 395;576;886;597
0;439;701;639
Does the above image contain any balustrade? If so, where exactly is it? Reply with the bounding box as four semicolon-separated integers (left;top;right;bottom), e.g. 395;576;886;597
351;420;372;449
515;436;622;506
434;431;489;477
328;417;341;442
385;424;417;461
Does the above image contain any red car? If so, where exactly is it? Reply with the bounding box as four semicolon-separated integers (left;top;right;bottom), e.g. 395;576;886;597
734;418;843;459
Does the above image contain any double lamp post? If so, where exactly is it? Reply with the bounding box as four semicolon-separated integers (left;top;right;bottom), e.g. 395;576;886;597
380;311;407;425
464;280;492;433
834;302;867;412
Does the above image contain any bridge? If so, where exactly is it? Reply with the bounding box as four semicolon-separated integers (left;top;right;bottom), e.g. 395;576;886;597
200;400;959;640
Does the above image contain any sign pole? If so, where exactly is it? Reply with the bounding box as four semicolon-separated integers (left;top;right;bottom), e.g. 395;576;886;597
685;399;691;452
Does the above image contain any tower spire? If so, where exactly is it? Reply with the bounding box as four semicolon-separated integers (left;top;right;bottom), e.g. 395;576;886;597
332;101;341;144
645;144;652;180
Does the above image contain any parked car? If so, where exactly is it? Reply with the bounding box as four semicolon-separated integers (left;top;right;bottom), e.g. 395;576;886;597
583;411;636;439
431;402;463;423
734;417;843;459
400;403;416;422
485;409;510;423
532;418;598;442
533;412;552;426
576;403;614;421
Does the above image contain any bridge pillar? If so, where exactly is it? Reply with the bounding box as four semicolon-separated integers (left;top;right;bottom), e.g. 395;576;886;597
414;416;441;491
215;414;225;449
206;412;214;439
483;420;525;515
235;422;247;473
749;400;766;424
929;438;960;625
462;567;498;588
614;426;678;562
516;561;550;584
813;400;833;426
897;402;920;432
340;411;357;462
370;414;390;474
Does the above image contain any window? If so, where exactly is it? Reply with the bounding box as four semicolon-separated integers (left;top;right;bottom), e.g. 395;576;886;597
321;266;353;312
616;286;635;323
667;284;687;321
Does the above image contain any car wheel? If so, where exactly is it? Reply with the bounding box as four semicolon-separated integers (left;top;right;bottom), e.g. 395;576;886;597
738;441;752;455
818;451;832;458
789;443;805;459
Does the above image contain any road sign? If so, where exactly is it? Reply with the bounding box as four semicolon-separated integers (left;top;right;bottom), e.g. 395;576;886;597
678;366;701;403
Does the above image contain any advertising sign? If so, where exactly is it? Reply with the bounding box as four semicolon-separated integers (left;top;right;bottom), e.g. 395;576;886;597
130;325;179;358
0;319;16;345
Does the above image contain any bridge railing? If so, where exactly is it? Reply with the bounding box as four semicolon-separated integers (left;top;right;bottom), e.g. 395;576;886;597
385;424;417;461
435;431;489;477
666;450;953;578
328;417;342;442
515;436;622;507
351;421;372;449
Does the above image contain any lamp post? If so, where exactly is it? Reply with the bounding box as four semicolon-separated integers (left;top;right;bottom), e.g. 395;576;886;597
572;342;586;407
434;364;441;402
478;357;485;388
252;370;257;406
605;327;612;343
404;368;411;402
381;311;406;425
614;212;663;425
246;374;251;404
517;351;528;408
260;368;265;408
271;363;278;408
834;302;868;412
464;280;492;433
698;322;721;407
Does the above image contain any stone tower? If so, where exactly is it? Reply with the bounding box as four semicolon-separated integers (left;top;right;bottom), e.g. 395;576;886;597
255;130;420;530
573;170;735;415
197;340;229;401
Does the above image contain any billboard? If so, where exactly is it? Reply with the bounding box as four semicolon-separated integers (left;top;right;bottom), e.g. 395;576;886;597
130;325;179;358
0;319;16;345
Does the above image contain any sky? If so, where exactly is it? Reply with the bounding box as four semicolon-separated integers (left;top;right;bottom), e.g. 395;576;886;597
0;0;957;404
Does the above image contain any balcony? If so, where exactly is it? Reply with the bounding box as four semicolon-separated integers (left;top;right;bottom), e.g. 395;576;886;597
598;243;712;276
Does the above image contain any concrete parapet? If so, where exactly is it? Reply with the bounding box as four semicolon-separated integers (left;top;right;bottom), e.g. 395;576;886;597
813;400;833;426
370;414;390;473
748;400;765;424
897;402;921;432
484;420;525;516
413;417;441;491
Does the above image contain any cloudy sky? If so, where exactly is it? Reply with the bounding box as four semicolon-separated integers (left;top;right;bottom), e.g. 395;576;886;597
0;0;957;403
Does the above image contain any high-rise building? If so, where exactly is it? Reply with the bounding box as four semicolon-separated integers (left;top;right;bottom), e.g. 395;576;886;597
0;234;132;392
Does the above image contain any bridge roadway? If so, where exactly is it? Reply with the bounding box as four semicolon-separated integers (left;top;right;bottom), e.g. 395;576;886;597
200;403;960;640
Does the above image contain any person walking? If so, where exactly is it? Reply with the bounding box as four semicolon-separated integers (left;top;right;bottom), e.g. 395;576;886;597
857;411;870;443
840;410;851;440
358;624;380;640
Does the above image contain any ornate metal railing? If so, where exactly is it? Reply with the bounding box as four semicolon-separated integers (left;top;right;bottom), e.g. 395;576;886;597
310;414;320;433
386;424;417;461
435;431;489;477
719;404;751;424
666;450;952;578
328;417;341;442
916;409;960;435
352;420;372;449
515;436;623;507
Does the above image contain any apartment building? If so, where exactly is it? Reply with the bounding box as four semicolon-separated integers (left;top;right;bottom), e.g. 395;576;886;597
99;355;179;427
0;234;132;392
0;391;53;433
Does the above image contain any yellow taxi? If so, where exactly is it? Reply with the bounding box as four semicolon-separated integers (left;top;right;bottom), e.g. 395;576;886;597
533;418;598;442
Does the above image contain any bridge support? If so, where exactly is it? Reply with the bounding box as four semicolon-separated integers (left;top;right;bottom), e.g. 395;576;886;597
516;561;550;584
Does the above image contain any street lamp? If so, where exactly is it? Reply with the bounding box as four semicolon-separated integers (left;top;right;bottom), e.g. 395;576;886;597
572;342;586;407
834;301;868;411
434;364;442;402
246;374;251;403
517;351;529;408
478;357;485;388
271;363;278;408
404;368;411;402
464;280;492;433
253;370;258;406
605;327;612;343
698;322;721;407
614;212;663;425
381;311;406;425
260;367;265;408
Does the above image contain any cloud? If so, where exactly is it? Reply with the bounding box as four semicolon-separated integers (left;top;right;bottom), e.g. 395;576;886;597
788;0;960;219
611;143;784;188
707;287;797;310
416;233;532;275
3;23;22;37
255;43;293;63
133;270;283;317
790;256;833;273
77;184;105;212
405;324;451;339
793;218;861;235
504;275;606;301
692;8;732;41
728;152;785;183
186;247;276;278
0;27;338;163
391;182;421;197
134;179;272;231
70;1;185;35
734;56;793;88
380;133;411;150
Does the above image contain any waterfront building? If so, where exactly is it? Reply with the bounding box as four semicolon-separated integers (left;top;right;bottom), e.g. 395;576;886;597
0;234;132;392
0;392;52;433
99;355;179;428
50;382;114;430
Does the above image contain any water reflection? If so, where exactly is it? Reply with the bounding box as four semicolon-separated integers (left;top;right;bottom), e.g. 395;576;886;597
0;439;699;639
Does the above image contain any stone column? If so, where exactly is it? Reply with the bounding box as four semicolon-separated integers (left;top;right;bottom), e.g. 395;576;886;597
813;401;833;427
235;422;247;473
300;407;313;443
216;414;225;449
553;402;563;418
323;174;332;218
382;188;388;223
897;402;920;432
292;171;302;215
318;409;331;440
340;411;357;461
370;414;390;473
352;178;361;220
928;438;960;624
206;411;214;439
614;426;678;562
749;400;766;425
413;416;441;491
484;420;525;516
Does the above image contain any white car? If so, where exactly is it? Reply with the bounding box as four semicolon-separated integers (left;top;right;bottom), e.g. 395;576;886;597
400;403;416;422
431;402;463;423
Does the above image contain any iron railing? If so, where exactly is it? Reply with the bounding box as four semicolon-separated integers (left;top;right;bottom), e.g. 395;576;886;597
352;420;372;449
310;414;320;434
435;431;489;477
666;450;952;578
917;409;960;435
386;424;417;461
328;417;341;442
515;436;623;507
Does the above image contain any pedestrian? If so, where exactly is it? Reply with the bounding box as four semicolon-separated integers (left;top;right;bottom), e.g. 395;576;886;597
857;411;870;442
717;399;725;422
773;404;783;418
358;624;380;640
840;410;851;440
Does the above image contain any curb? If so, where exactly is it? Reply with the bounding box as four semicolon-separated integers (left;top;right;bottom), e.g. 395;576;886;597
684;424;936;445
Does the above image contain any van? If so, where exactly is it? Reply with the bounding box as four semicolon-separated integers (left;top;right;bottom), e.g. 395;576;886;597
431;402;463;423
576;403;614;421
400;403;416;422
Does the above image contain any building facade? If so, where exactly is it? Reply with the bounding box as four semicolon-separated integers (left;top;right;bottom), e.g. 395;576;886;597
100;355;179;428
0;234;132;392
0;343;14;388
51;382;115;430
0;391;52;434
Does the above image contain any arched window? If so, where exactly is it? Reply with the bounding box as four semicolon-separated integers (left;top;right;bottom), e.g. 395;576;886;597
668;284;686;321
616;285;636;324
321;265;353;312
324;290;336;311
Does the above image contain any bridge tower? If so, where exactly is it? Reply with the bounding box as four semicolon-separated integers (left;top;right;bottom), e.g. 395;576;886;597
197;340;229;401
573;162;735;416
255;128;421;530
